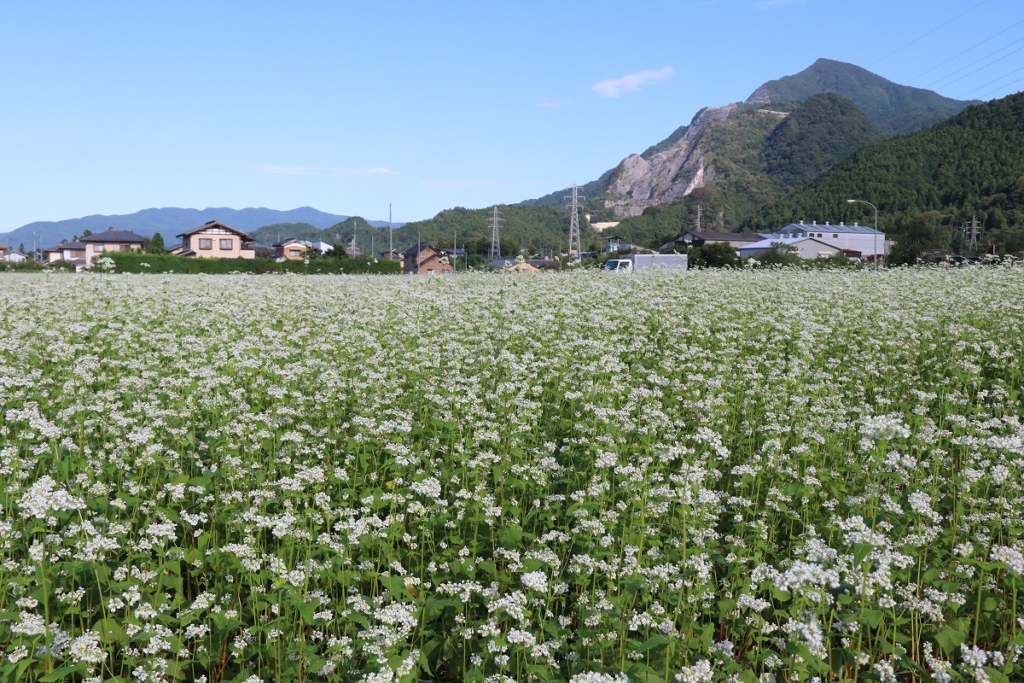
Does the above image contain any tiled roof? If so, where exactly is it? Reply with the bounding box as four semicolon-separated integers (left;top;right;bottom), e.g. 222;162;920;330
176;220;253;240
80;229;145;243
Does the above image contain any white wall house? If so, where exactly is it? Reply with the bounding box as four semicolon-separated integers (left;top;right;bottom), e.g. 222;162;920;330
776;221;886;257
737;237;842;260
174;221;255;259
1;251;29;263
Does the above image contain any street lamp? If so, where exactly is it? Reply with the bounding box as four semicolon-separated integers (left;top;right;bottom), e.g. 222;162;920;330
847;199;879;271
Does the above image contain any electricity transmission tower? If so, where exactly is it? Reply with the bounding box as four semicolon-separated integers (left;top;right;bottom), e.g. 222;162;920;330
489;205;502;260
566;183;582;262
967;215;980;253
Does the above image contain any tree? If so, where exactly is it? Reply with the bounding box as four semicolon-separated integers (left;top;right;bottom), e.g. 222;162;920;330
83;229;94;237
887;211;952;265
690;242;741;268
18;243;25;254
147;232;165;253
755;243;802;266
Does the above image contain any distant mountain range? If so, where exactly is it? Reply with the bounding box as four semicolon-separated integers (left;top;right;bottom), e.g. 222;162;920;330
519;59;979;223
0;207;399;249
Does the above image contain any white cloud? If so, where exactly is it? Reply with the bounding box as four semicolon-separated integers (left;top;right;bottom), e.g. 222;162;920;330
592;67;673;98
255;165;399;177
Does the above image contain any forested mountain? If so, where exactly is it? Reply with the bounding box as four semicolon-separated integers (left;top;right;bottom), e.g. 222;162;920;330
393;206;594;257
764;93;887;187
744;92;1024;258
248;209;582;259
517;59;974;222
747;58;977;134
601;94;887;247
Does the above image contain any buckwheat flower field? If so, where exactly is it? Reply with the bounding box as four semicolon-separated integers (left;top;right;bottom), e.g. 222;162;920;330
2;268;1024;683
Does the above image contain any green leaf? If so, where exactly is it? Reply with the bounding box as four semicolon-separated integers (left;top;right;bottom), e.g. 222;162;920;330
863;609;883;628
852;543;874;565
40;665;88;682
636;634;670;654
984;667;1010;683
935;626;965;655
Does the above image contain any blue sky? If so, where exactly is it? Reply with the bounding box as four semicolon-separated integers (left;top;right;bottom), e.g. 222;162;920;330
2;0;1023;231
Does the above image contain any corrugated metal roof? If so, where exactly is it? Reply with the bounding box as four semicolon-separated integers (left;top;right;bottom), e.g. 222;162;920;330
779;222;883;235
738;237;838;252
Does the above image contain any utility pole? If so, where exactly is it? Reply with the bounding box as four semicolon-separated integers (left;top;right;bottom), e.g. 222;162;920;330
566;184;582;263
389;203;393;259
489;205;502;260
350;219;358;257
453;230;457;273
695;205;702;232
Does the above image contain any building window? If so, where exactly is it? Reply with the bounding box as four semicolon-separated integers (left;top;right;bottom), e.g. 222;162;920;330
289;249;302;256
832;234;838;239
219;239;233;250
199;238;213;250
93;244;104;252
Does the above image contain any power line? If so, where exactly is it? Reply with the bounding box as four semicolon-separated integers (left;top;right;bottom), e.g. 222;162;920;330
925;42;1024;91
962;64;1024;98
907;18;1024;83
868;0;991;67
977;73;1024;99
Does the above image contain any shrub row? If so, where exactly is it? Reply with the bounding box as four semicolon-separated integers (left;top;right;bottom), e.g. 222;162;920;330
106;252;401;275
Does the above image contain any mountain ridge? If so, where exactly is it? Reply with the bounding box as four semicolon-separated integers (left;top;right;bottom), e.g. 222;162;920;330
518;59;978;221
0;207;400;249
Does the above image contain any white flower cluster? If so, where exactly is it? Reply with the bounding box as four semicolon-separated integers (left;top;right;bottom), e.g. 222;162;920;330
17;475;85;520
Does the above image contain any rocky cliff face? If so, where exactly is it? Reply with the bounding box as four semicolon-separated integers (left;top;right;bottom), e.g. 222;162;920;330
602;104;737;218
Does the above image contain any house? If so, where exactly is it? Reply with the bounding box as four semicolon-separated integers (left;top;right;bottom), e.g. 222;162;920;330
672;231;768;250
44;241;89;270
174;221;255;259
490;258;540;272
775;221;886;257
402;243;453;275
603;235;633;253
273;238;308;260
79;229;145;260
737;237;842;260
309;239;333;254
2;251;29;263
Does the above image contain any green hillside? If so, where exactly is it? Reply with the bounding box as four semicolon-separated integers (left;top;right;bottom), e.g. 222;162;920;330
749;58;976;134
764;93;887;187
394;205;598;257
745;92;1024;258
609;95;887;247
250;223;319;243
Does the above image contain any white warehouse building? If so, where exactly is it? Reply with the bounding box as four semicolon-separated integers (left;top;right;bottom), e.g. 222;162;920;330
775;220;887;258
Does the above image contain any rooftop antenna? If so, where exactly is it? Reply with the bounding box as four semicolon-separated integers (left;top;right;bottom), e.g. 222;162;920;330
488;205;502;260
565;184;583;263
